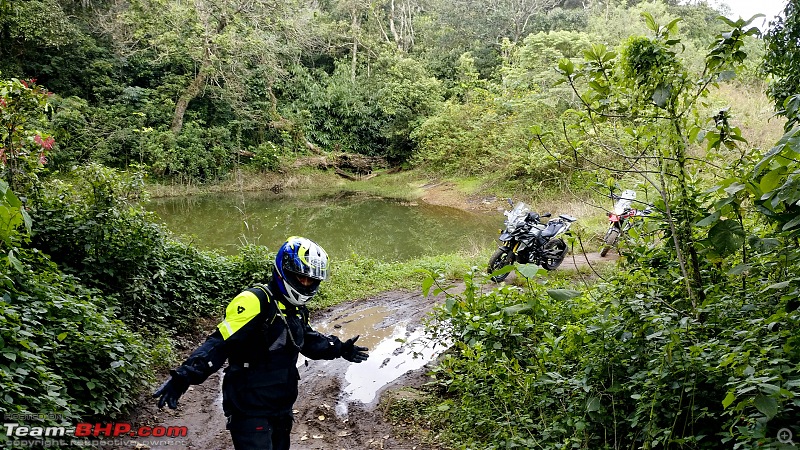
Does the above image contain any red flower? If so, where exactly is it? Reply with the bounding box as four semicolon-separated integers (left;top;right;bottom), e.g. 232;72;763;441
0;98;6;108
34;135;55;150
39;152;48;165
19;78;37;89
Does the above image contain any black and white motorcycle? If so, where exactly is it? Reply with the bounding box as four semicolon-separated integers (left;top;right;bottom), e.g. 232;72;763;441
487;200;577;282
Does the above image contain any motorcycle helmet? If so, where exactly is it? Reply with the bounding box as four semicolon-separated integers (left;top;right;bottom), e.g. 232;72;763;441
274;236;329;306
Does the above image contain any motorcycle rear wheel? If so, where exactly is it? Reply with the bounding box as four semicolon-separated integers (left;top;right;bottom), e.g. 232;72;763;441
541;239;568;270
488;248;514;282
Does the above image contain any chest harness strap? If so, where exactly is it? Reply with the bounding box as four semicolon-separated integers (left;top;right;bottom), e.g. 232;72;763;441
253;284;301;352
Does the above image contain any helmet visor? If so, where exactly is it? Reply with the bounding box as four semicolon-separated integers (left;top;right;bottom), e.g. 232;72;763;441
282;242;329;281
285;271;321;296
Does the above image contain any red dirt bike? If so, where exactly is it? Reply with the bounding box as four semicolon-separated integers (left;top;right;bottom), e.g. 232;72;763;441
600;190;651;257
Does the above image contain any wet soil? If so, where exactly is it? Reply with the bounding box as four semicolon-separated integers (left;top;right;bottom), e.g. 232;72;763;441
125;290;447;450
123;182;617;450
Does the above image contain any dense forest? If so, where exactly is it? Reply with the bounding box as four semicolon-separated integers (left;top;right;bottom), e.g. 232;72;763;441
2;0;800;449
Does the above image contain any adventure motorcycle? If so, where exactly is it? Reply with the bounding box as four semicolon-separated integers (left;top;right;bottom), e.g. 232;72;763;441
488;200;577;282
600;190;651;257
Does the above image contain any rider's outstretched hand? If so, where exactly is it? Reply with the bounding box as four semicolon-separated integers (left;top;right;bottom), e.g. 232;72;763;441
153;373;190;409
341;335;369;363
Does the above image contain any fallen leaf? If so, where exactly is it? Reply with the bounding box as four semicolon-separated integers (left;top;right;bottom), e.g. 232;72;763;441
313;434;324;439
318;415;326;421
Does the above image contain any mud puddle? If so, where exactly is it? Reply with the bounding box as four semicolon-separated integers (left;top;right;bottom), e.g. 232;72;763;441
306;304;447;416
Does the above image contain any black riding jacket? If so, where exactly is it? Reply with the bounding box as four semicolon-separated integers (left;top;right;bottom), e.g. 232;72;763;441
172;280;344;416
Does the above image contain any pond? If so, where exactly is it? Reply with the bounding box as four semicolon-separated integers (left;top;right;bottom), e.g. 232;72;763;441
145;190;501;261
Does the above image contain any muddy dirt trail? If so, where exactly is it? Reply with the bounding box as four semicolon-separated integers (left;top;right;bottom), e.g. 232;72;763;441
125;289;451;450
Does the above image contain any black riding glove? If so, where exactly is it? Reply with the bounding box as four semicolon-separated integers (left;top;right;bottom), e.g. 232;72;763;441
341;335;369;363
153;372;190;409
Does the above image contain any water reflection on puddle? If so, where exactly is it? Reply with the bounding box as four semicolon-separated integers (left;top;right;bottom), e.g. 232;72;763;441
312;305;447;416
313;306;392;349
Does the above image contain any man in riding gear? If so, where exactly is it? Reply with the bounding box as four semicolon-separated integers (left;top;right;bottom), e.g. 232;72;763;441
153;236;369;450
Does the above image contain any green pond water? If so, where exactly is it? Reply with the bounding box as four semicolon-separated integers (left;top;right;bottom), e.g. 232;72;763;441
145;190;501;261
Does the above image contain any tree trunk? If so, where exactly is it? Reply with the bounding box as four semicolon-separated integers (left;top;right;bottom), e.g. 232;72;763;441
388;0;403;51
351;8;359;83
170;8;229;135
672;121;706;308
170;69;208;134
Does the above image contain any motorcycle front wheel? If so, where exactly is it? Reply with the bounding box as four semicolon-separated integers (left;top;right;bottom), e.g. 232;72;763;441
488;248;514;282
541;239;568;270
600;227;620;257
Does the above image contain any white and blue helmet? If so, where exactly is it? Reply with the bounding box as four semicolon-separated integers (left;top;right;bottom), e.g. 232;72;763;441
274;236;329;306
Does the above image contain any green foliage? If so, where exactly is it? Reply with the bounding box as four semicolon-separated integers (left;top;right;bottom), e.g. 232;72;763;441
30;164;273;330
0;250;152;447
764;0;800;116
619;34;682;99
411;88;563;184
423;232;800;449
250;141;283;171
751;125;800;235
551;13;761;305
370;53;444;161
280;54;442;162
0;78;55;193
503;30;594;96
279;62;386;156
416;11;799;450
0;180;31;261
0;0;81;78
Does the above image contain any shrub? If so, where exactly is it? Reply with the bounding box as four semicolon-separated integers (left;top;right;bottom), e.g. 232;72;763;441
30;164;273;331
423;233;800;449
0;250;152;449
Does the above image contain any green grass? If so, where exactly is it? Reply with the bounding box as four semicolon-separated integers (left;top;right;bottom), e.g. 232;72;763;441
313;251;485;309
314;244;619;310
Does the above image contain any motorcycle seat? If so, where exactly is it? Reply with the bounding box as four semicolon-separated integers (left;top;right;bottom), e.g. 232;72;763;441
541;221;563;238
559;214;578;222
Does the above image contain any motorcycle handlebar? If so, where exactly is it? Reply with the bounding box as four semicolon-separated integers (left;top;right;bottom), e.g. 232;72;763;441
607;191;656;212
